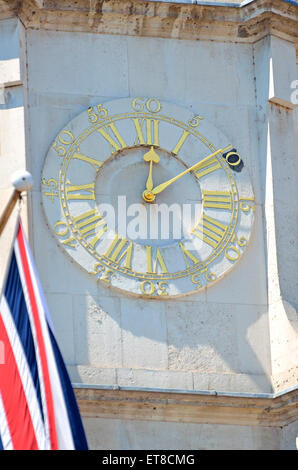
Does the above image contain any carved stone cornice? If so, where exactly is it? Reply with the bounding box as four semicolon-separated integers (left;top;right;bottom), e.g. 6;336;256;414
0;0;297;45
74;386;298;427
0;0;20;20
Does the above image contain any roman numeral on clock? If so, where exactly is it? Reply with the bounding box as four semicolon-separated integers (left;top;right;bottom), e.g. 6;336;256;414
132;118;160;146
65;181;96;201
192;214;227;249
202;190;232;210
73;209;107;248
104;234;133;269
179;242;200;268
193;154;221;179
171;130;190;155
97;122;127;153
72;147;103;171
146;246;168;274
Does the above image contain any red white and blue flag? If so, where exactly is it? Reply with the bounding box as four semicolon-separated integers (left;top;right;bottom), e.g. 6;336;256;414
0;220;88;450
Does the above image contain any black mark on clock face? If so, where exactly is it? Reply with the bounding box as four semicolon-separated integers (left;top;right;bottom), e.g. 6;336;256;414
222;148;244;173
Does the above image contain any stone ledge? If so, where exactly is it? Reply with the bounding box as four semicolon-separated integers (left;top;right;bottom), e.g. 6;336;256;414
0;0;296;44
74;385;298;427
268;96;298;109
68;365;274;394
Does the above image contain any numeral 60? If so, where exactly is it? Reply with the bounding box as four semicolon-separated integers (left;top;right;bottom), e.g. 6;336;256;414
132;97;161;113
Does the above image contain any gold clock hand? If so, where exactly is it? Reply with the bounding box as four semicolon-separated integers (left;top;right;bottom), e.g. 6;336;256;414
146;161;154;191
151;145;233;196
143;147;160;202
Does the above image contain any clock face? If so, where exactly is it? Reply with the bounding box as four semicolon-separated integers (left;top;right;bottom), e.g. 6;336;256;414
41;97;255;298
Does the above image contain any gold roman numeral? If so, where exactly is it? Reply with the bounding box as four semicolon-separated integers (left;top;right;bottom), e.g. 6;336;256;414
97;122;127;153
73;209;107;248
192;214;227;249
171;130;190;155
132;118;160;146
146;246;168;274
193;155;221;179
179;242;200;268
65;182;96;201
202;190;232;210
72;147;103;170
104;234;133;269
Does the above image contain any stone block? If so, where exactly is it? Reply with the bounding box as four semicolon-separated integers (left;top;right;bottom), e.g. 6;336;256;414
206;205;267;306
0;18;21;85
166;301;271;380
68;365;117;386
73;294;122;367
0;88;25;190
127;37;255;107
117;367;194;391
120;298;168;369
82;417;282;450
46;292;75;364
166;300;238;373
27;30;129;97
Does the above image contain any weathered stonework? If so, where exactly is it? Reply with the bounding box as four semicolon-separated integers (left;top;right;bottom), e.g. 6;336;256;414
75;386;298;428
16;0;298;45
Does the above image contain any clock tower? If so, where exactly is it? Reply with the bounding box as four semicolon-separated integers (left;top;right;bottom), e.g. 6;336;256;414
0;0;297;450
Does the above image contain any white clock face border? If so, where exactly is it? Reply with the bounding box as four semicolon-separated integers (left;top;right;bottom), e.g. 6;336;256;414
41;97;255;299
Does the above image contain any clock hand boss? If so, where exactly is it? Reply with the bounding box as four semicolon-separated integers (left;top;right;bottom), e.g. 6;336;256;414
150;145;233;198
142;146;160;202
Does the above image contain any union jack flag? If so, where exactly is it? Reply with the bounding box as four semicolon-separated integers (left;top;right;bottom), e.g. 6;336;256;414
0;220;88;450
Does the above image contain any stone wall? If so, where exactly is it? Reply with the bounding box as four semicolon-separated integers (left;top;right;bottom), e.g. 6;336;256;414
24;27;273;393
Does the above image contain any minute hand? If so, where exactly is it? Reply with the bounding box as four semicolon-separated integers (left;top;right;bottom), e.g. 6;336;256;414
151;145;232;196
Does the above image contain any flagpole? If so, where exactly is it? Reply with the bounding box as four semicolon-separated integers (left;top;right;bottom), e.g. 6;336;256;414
0;170;33;236
0;189;22;236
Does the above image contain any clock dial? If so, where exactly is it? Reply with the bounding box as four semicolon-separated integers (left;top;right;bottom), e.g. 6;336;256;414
41;97;255;298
